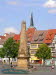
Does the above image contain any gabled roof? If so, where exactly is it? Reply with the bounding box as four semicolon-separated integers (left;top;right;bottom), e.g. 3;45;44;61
44;29;56;43
0;36;5;39
13;29;56;44
13;28;36;42
0;33;15;45
31;30;47;43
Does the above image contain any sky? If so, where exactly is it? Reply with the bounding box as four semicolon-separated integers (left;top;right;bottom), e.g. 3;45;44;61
0;0;56;35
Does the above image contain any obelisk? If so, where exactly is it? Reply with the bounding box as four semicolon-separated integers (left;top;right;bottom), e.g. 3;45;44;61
17;21;30;69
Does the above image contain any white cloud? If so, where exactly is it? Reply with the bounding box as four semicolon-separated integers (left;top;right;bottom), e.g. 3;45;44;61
43;0;56;8
48;9;56;13
7;1;17;5
4;27;18;33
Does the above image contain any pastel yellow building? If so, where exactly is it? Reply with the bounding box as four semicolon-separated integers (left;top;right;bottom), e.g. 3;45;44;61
30;43;40;63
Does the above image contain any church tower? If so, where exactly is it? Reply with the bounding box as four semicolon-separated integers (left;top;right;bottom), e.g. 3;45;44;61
30;13;34;28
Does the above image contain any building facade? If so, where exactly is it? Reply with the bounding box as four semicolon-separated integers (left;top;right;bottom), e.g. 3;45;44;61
0;14;56;65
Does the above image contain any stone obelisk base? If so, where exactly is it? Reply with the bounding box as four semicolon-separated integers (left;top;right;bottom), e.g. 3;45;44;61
16;57;29;70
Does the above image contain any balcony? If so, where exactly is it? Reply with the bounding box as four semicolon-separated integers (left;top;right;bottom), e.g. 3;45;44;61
52;53;56;57
51;50;56;53
51;49;56;53
49;45;55;48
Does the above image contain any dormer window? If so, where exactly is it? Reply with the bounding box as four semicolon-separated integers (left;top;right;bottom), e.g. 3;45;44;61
34;39;38;41
46;38;48;40
39;32;44;36
39;38;43;41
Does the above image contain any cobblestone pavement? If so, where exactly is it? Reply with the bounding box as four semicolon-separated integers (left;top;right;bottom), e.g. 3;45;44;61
0;62;56;75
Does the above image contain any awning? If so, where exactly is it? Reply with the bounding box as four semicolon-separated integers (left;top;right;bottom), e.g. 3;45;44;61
31;56;40;60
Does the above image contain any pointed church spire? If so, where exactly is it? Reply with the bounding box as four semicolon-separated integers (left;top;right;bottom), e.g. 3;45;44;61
30;13;34;28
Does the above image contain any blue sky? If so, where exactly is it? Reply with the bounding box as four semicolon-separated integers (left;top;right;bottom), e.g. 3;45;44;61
0;0;56;35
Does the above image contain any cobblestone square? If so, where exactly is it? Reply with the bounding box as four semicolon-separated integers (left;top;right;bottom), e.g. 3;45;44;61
0;63;56;75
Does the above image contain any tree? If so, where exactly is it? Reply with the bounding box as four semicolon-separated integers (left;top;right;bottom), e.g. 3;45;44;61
35;44;51;66
0;48;5;58
1;37;20;63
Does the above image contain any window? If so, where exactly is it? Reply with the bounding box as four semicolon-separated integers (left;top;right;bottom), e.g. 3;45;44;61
34;39;38;41
39;32;44;36
52;53;56;56
46;38;48;40
52;43;55;46
31;44;37;48
54;38;56;40
39;38;44;41
51;48;55;52
12;58;17;61
31;51;36;54
54;35;56;41
38;44;41;47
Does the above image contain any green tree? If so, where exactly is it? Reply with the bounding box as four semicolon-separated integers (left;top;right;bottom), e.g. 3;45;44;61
0;48;5;58
35;44;51;66
1;37;20;63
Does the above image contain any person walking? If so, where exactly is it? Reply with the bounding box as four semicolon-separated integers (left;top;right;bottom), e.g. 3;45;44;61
10;62;13;68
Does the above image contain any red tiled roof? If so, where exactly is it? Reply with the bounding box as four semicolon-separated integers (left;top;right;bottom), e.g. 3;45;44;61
0;33;15;45
31;30;47;44
13;34;20;41
4;33;15;40
0;36;5;39
44;29;56;43
26;28;36;41
13;28;36;42
13;28;56;43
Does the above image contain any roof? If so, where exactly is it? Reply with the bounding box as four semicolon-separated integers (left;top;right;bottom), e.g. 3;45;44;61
13;28;36;42
13;34;20;41
0;36;5;39
13;29;56;44
44;29;56;44
0;39;6;45
0;28;56;45
0;33;15;45
26;28;36;42
31;30;47;43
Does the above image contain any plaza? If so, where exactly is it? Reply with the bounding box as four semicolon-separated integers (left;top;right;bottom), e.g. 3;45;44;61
0;0;56;75
0;62;56;75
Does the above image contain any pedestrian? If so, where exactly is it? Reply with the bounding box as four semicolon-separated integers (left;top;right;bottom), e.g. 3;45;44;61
10;62;13;68
4;60;6;64
51;65;55;69
33;66;37;70
31;65;33;68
